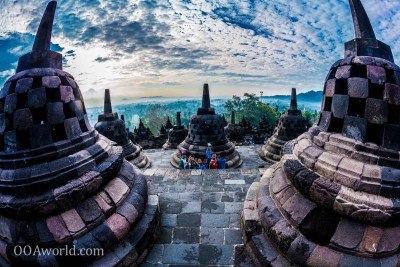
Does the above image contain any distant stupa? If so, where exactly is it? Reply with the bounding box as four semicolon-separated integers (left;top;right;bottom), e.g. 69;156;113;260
259;88;308;163
163;111;188;150
95;89;150;168
171;84;242;168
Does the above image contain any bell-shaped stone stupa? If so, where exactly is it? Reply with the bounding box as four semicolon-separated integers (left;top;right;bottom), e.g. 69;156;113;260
259;88;308;163
95;89;150;168
0;2;159;266
171;84;242;168
242;1;400;266
163;112;188;150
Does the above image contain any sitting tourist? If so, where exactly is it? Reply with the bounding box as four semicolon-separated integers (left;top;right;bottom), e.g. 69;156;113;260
185;156;198;169
178;150;187;169
217;154;226;169
209;153;218;169
196;158;207;170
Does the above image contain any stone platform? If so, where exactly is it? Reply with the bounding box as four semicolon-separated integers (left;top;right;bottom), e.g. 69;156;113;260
138;145;270;266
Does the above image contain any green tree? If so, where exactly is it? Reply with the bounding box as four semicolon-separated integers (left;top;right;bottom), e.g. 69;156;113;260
224;93;280;127
143;104;171;134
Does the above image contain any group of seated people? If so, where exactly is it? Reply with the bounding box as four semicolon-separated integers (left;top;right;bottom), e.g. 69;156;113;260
178;144;226;169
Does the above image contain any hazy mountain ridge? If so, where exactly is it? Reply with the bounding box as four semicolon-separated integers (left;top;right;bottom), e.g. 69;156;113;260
262;90;323;102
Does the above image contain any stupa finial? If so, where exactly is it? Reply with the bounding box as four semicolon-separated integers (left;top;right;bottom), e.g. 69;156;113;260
16;1;62;72
349;0;376;39
289;88;298;111
33;1;57;52
345;0;394;62
104;89;113;114
202;83;211;108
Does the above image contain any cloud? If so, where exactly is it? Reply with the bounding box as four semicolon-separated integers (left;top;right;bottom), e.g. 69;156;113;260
0;0;399;97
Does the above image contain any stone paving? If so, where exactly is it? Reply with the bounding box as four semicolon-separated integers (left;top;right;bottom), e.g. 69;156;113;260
140;145;270;266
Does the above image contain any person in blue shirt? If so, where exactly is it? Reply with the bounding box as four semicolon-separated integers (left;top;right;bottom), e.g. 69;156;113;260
196;158;207;170
205;143;213;168
217;154;226;169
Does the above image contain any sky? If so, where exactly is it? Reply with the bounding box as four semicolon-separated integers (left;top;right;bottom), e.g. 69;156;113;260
0;0;400;100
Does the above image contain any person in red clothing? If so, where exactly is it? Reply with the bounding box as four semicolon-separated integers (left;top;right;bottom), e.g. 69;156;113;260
209;153;218;169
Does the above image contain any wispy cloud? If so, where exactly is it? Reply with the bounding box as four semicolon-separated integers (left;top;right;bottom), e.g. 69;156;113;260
0;0;399;98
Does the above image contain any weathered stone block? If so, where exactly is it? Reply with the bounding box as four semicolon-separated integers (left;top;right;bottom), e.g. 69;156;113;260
4;131;17;152
13;108;33;131
315;152;343;180
4;93;17;114
377;226;400;254
306;245;341;267
367;65;386;84
64;117;82;139
46;102;65;125
325;79;336;97
29;123;53;148
0;82;12;99
27;87;47;108
347;77;368;98
65;77;77;89
338;157;364;178
46;215;72;243
0;114;9;134
361;164;381;183
76;198;103;228
293;169;319;196
332;95;349;119
60;208;86;235
384;83;400;105
42;76;61;88
382;124;400;151
71;100;84;120
342;116;367;142
360;226;383;254
282;192;316;226
335;65;352;79
309;178;340;208
365;98;388;124
318;111;332;131
286;235;316;266
331;218;365;250
105;213;130;241
15;78;33;94
104;178;130;206
60;85;75;103
94;191;115;215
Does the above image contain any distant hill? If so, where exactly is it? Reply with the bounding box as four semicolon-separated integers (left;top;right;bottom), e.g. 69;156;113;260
263;90;323;102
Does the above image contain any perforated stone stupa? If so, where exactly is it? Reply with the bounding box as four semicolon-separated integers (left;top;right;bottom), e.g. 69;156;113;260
225;111;244;144
171;84;242;168
95;89;150;168
162;112;188;150
0;2;159;266
259;88;308;163
242;0;400;266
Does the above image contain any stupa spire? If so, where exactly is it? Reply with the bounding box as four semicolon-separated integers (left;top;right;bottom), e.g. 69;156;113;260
289;88;298;111
104;89;113;114
33;1;57;52
202;83;211;108
17;1;62;72
349;0;376;39
176;112;182;126
344;0;394;62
